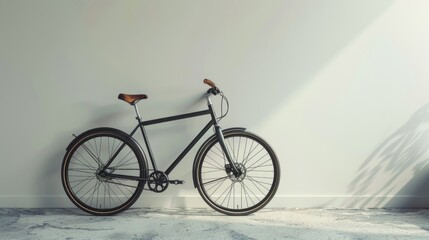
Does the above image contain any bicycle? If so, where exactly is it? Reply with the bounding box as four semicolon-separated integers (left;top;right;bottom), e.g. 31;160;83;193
61;79;280;216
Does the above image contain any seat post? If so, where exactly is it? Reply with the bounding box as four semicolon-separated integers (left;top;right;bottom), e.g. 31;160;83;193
133;104;142;121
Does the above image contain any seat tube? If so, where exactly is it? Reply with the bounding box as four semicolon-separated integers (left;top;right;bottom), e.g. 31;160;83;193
133;104;142;120
134;104;158;170
139;123;158;171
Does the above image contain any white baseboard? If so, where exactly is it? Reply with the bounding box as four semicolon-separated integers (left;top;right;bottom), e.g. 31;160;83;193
1;195;428;208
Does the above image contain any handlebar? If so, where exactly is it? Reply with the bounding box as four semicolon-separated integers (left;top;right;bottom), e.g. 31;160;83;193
203;79;221;95
203;79;216;88
203;78;229;120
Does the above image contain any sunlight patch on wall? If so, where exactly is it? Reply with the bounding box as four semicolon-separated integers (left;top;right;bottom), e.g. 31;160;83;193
257;0;429;207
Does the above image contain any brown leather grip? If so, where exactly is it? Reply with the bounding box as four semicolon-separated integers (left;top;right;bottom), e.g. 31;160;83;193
203;79;216;88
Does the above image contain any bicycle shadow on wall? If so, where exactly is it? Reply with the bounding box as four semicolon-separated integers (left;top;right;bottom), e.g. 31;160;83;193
346;103;429;208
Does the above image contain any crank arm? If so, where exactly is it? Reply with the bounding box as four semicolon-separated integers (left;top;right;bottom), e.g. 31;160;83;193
168;180;184;185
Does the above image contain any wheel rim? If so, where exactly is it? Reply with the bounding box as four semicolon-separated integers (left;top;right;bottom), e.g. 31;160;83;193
64;133;143;212
199;133;278;213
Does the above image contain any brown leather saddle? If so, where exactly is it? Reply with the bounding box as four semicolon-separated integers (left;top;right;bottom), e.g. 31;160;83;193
118;93;148;105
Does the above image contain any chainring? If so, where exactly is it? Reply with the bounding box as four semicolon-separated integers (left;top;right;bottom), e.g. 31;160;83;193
148;171;169;193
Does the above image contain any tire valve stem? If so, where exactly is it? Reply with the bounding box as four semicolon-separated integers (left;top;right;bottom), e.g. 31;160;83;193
72;134;77;138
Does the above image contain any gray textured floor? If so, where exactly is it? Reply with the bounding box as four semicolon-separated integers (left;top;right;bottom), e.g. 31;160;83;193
1;208;429;240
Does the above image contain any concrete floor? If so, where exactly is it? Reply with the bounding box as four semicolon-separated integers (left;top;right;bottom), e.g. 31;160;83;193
1;208;429;240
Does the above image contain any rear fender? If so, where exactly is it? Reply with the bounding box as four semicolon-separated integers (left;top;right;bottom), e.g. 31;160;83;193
66;127;126;151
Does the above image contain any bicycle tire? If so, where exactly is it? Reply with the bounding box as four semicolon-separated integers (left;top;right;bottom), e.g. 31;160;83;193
195;130;280;215
61;128;147;216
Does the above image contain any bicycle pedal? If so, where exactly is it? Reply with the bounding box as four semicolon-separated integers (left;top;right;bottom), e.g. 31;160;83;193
168;180;184;185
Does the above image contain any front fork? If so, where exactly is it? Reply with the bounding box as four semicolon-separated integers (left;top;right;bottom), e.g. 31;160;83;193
206;93;242;177
214;125;242;177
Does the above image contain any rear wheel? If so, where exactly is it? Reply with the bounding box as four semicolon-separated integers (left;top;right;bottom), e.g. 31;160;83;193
61;128;147;215
195;130;280;215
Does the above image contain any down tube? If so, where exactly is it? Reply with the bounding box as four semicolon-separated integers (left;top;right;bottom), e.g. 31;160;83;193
165;120;214;175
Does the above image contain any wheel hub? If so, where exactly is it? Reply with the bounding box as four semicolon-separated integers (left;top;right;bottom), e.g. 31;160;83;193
96;167;115;181
226;163;246;182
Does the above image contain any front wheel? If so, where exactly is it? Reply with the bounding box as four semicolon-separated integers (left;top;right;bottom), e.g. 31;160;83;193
195;130;280;215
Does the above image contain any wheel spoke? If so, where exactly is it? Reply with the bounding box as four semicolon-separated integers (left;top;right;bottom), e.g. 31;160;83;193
72;175;96;193
205;177;227;193
72;152;97;171
241;140;257;165
214;145;228;164
202;176;228;186
222;183;234;207
243;146;265;167
202;169;223;174
112;149;134;168
68;168;96;174
246;175;271;192
80;142;103;166
240;181;254;206
215;182;234;204
246;153;269;169
204;154;224;169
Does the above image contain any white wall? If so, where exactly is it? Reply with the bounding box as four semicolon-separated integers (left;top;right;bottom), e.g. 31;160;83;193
1;0;429;208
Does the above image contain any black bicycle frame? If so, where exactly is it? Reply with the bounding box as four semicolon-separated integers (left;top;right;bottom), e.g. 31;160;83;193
102;100;237;181
135;109;214;175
